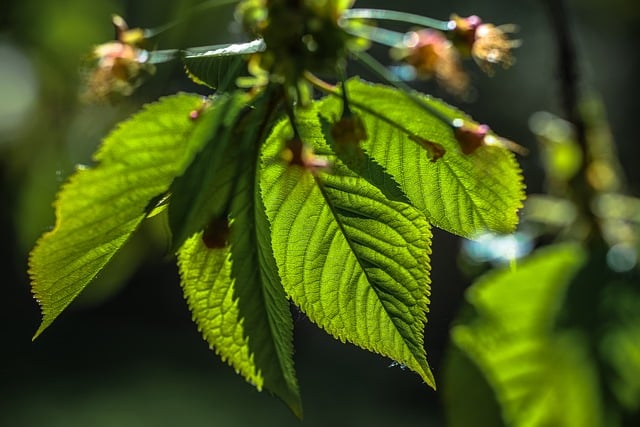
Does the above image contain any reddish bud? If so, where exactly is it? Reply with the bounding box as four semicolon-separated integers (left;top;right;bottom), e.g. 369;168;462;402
453;120;527;155
189;98;212;121
448;14;482;56
449;14;520;75
202;216;230;249
453;120;490;154
330;115;367;161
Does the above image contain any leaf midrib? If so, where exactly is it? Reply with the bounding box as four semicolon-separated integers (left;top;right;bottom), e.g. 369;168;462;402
312;174;425;369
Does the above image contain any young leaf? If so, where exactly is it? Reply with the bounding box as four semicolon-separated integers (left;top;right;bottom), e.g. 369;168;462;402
261;108;435;387
184;54;246;91
445;244;604;426
178;93;301;416
29;93;215;338
318;78;525;237
182;40;265;90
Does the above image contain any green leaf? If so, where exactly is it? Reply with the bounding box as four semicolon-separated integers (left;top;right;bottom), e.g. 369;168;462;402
445;244;605;426
29;93;213;338
319;115;410;205
229;161;302;417
178;93;301;416
318;78;525;237
182;40;265;90
168;92;250;250
261;108;435;387
177;227;301;416
177;237;260;382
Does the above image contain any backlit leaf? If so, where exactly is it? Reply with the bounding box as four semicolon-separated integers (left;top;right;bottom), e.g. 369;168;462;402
178;92;301;416
182;40;265;90
319;79;525;237
29;93;216;338
168;92;250;250
177;237;261;384
261;108;435;387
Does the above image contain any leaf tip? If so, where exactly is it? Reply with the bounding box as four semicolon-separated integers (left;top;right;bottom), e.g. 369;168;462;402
287;399;304;420
423;366;437;390
31;326;45;341
31;315;53;341
409;357;436;390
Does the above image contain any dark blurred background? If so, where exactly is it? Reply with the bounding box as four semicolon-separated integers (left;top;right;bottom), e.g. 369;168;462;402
1;0;638;425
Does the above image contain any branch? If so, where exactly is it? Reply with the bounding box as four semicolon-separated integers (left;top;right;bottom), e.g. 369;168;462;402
542;0;599;239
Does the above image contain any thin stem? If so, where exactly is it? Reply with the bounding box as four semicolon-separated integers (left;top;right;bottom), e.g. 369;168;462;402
543;1;586;150
148;49;180;64
303;72;449;154
341;23;406;47
280;84;303;139
542;0;600;240
341;8;452;32
148;39;265;64
336;64;354;118
303;71;338;94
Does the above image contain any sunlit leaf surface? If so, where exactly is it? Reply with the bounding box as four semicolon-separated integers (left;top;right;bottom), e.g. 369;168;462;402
319;79;525;237
261;107;435;387
29;93;210;337
178;92;301;416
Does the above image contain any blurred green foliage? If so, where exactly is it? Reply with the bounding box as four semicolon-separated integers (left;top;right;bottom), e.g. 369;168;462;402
1;0;639;426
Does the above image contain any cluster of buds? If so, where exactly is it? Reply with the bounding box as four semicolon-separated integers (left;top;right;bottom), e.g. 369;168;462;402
394;14;519;96
81;15;155;102
236;0;358;88
448;14;520;75
393;29;469;97
81;6;525;161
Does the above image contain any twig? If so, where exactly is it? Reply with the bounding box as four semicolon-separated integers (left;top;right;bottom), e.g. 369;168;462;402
542;0;599;239
542;0;587;151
